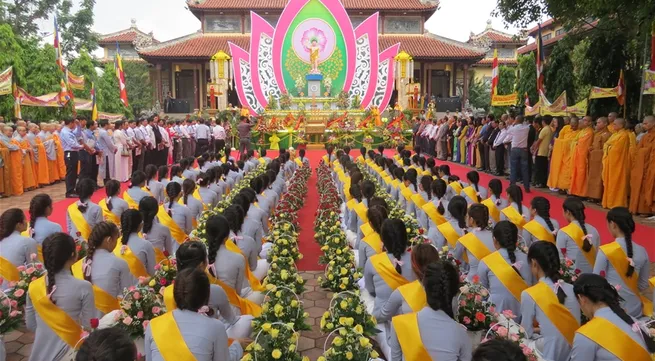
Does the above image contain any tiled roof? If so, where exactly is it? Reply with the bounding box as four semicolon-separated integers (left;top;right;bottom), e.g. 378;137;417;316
138;32;485;61
526;18;556;37
474;58;518;65
469;27;526;45
99;28;159;45
518;20;597;54
186;0;439;11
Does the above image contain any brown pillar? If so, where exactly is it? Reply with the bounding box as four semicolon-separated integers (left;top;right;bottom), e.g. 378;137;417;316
463;64;469;106
451;62;457;97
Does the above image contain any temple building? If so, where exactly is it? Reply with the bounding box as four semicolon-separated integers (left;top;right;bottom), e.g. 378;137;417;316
518;18;598;57
98;19;159;62
99;0;488;113
468;20;526;84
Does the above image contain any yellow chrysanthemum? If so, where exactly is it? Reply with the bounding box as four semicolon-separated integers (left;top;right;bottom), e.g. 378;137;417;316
271;349;282;359
333;336;343;346
340;300;348;309
262;323;272;331
359;337;370;347
148;279;156;287
346;351;353;360
354;325;364;334
240;353;253;361
270;328;279;338
371;350;379;358
291;300;298;307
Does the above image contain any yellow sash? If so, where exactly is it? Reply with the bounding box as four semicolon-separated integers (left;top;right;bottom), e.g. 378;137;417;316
422;202;446;226
0;256;19;282
157;205;188;244
501;205;527;229
525;282;579;345
37;245;43;263
295;158;303;167
206;272;261;317
411;194;427;209
354;202;368;224
600;242;653;317
422;170;431;177
401;186;414;202
360;222;374;238
71;260;120;314
346;199;357;211
150;312;198;361
123;190;138;209
382;175;392;186
392;313;432;361
113;241;149;278
67;203;92;240
142;186;154;196
163;285;176;312
192;188;209;211
357;155;365;164
28;277;84;349
482;251;528;302
449;181;463;195
370;253;409;291
577;317;652;361
258;157;266;165
362;233;383;254
397;280;427;313
560;223;597;266
524;220;555;243
98;199;121;225
437;222;461;249
462;186;480;203
225;240;265;292
459;232;492;262
153;247;167;264
392;179;400;189
482;198;501;223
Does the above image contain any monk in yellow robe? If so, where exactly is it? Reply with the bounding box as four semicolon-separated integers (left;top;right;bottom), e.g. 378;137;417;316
569;116;594;197
14;126;37;191
547;117;580;191
0;125;24;196
586;117;612;201
39;124;59;184
27;124;50;186
602;118;635;209
629;116;655;214
52;124;67;180
607;112;618;133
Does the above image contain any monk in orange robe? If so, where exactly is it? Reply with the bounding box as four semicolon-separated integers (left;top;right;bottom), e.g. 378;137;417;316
53;123;66;180
569;116;594;197
39;124;59;184
27;124;50;186
607;112;618;133
586;117;612;201
0;125;24;196
629;116;655;214
547;117;580;191
14;126;37;191
602;118;635;209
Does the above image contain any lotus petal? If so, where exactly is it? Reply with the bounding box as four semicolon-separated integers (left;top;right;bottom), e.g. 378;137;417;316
250;12;278;110
228;43;264;115
353;13;379;109
370;44;400;110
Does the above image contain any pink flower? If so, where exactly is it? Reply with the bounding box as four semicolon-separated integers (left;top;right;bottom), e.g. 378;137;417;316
136;311;144;319
128;286;136;292
574;268;581;274
133;292;141;300
459;300;467;306
475;312;486;322
30;253;37;261
154;264;161;271
122;316;133;325
472;275;480;284
25;267;35;274
502;310;516;319
489;306;496;313
475;295;482;303
463;316;471;324
36;264;43;270
496;326;508;337
521;344;533;356
138;277;148;285
9;310;19;317
17;265;26;272
511;333;520;342
13;289;24;298
160;278;167;286
142;320;150;329
152;307;161;314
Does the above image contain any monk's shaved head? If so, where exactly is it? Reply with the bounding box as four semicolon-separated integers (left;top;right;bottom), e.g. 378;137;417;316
643;116;655;131
615;118;626;129
608;112;618;122
570;117;579;130
582;116;592;128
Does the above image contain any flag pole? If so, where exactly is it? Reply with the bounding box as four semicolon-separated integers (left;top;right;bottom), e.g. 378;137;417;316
637;29;650;119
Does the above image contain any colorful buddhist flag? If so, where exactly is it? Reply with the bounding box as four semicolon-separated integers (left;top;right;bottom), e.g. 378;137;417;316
58;79;71;105
13;83;21;119
536;24;545;94
617;69;625;106
0;66;12;95
67;71;85;90
114;43;129;107
491;48;499;96
524;92;530;108
91;82;98;121
54;14;64;72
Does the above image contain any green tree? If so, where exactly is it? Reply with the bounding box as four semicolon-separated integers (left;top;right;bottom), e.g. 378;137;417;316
544;40;576;104
96;62;127;116
57;0;98;58
68;49;97;99
123;61;153;117
571;39;591;101
20;43;67;120
0;24;25;118
497;65;517;95
0;0;63;38
516;53;538;105
468;72;491;112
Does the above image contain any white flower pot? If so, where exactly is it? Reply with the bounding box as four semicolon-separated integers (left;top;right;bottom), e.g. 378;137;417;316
467;330;483;349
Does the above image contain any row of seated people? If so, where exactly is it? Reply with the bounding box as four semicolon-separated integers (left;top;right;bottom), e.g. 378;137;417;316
0;150;309;361
324;147;654;361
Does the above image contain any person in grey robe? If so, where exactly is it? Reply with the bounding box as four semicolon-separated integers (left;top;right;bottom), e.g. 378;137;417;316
97;119;117;183
0;209;39;290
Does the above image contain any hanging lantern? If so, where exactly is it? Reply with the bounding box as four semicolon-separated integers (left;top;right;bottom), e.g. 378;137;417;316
210;50;231;83
394;51;413;83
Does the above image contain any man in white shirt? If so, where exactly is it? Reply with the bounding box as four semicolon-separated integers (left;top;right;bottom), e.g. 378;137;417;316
195;118;211;156
427;119;439;156
507;115;531;193
213;120;227;155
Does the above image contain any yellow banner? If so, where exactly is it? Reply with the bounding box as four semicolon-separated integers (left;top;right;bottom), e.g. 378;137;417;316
542;91;568;116
589;86;618;99
67;71;85;90
491;93;518;106
566;98;588;117
0;66;12;95
525;100;541;116
643;70;655;95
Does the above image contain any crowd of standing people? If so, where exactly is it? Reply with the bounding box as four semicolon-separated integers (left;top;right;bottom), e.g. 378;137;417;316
413;112;655;218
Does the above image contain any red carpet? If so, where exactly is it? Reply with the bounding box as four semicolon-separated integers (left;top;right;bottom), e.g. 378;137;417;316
295;162;323;271
408;152;655;259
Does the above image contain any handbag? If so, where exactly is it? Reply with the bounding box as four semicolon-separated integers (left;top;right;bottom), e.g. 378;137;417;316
121;148;130;157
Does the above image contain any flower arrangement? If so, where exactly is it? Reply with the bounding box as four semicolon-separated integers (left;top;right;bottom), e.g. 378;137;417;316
456;275;496;332
0;291;22;334
438;246;462;270
295;76;306;89
147;257;178;294
337;91;349;110
115;280;167;339
241;323;306;361
559;257;580;284
5;256;46;309
279;92;292;110
317;327;379;361
267;236;303;263
482;311;540;361
323;77;333;92
320;292;378;337
76;238;88;260
318;253;361;292
264;257;305;294
252;285;310;333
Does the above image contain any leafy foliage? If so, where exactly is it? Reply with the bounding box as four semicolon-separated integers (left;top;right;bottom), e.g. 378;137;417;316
0;0;63;38
123;61;153;117
497;66;516;95
570;39;592;102
544;40;575;104
68;49;98;99
57;0;98;57
468;73;490;112
516;53;538;105
96;62;128;116
0;24;25;118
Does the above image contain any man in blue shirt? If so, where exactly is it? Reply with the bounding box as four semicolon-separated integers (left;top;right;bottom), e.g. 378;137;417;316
80;119;100;188
60;117;83;197
478;115;494;172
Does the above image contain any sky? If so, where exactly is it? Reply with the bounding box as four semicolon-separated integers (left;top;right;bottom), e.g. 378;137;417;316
38;0;537;56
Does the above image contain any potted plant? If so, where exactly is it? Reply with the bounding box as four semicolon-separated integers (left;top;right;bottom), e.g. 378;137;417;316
295;76;306;96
